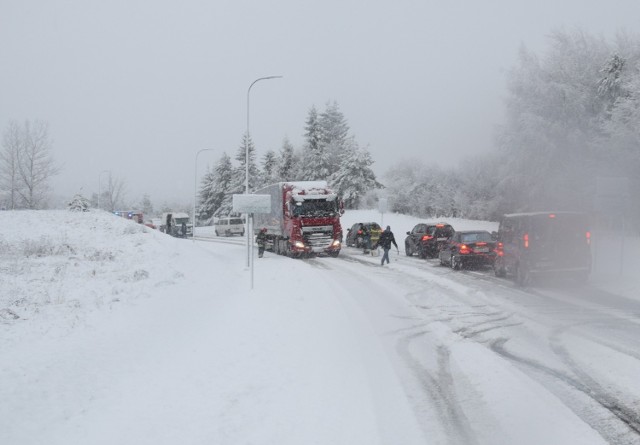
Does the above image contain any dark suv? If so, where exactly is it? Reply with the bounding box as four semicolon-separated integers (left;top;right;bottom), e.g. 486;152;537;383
493;212;592;286
405;222;454;259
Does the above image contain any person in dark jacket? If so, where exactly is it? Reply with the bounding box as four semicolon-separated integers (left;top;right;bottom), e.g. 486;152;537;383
256;227;268;258
361;224;371;254
378;225;398;266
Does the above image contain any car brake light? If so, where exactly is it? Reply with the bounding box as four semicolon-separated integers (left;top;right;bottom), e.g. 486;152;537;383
436;224;445;227
549;214;556;218
523;233;529;248
357;230;362;235
496;242;504;256
422;235;433;241
459;244;470;254
476;242;487;246
586;231;591;245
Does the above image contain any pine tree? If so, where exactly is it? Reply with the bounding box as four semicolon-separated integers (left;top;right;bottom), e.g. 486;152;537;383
301;106;331;180
233;133;260;192
330;142;382;208
261;150;278;185
201;153;234;219
68;193;89;212
276;137;296;181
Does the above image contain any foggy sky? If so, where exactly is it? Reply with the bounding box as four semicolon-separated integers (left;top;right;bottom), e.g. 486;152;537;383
2;0;639;209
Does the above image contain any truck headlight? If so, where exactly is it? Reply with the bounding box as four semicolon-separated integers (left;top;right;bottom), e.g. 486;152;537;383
331;240;341;247
294;241;305;248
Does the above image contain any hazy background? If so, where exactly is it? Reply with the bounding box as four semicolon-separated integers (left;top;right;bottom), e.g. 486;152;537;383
2;0;639;207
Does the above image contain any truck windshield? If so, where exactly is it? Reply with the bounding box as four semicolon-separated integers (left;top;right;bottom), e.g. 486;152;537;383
175;217;190;224
292;199;337;217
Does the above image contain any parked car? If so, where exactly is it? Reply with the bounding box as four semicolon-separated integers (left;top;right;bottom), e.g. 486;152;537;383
405;222;455;258
214;216;245;237
493;212;592;286
439;230;497;270
345;222;383;248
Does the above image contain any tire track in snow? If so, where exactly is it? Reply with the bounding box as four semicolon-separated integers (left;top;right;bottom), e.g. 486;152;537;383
490;337;640;444
395;331;479;445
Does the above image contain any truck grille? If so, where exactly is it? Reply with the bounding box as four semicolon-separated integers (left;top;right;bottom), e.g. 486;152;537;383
302;225;334;249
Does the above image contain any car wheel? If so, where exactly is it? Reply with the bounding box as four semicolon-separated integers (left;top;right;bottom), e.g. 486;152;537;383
494;265;506;278
405;243;412;256
451;255;462;270
215;230;219;236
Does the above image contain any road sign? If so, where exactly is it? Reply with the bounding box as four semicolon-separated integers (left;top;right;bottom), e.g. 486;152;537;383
233;194;271;214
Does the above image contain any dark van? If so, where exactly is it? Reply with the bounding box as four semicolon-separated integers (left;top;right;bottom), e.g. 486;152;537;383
493;212;592;286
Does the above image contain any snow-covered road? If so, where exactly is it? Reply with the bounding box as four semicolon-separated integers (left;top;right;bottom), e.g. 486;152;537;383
2;210;640;444
332;244;640;445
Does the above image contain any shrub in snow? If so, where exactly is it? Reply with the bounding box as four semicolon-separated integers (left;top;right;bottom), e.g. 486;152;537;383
68;194;90;212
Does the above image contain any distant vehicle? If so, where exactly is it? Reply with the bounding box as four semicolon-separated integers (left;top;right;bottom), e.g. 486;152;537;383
161;212;193;238
493;212;592;286
214;217;245;237
345;222;382;248
113;210;144;224
439;230;497;270
405;222;455;258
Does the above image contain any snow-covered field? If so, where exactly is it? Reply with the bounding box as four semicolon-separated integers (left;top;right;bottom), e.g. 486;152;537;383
1;209;639;444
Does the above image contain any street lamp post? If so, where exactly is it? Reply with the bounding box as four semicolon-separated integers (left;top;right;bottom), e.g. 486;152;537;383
97;170;110;211
246;75;283;267
194;148;215;239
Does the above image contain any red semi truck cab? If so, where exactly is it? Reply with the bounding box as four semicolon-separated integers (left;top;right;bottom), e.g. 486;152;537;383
254;181;344;258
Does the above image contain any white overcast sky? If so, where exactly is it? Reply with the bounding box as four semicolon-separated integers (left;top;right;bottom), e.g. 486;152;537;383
1;0;639;208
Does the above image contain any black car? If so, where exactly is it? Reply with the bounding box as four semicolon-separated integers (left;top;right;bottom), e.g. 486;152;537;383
405;222;454;258
493;212;591;286
439;230;497;270
345;222;383;248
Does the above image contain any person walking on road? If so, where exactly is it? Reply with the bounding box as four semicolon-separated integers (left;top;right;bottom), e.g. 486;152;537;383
256;227;267;258
378;225;398;266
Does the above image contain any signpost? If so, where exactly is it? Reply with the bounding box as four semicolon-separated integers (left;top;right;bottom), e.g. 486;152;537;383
378;197;388;227
233;194;271;290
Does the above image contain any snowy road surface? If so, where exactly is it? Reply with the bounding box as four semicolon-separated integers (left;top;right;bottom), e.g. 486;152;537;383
1;210;639;444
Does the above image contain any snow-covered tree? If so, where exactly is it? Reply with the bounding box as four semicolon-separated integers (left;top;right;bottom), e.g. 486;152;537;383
0;120;59;209
261;150;278;185
330;142;381;208
276;137;298;181
67;193;89;212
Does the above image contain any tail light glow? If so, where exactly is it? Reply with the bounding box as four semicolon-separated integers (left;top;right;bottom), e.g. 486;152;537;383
586;231;591;245
496;242;504;257
459;244;470;254
523;233;529;248
422;235;433;241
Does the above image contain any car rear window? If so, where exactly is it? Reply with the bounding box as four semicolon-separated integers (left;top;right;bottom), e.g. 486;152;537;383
460;232;492;243
529;214;588;244
230;218;243;225
433;226;454;238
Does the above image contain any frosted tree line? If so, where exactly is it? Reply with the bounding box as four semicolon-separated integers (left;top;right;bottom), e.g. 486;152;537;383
384;29;640;229
0;120;59;210
196;101;381;223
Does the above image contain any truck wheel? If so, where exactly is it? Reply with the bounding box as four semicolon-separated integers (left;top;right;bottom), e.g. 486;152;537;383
515;263;530;287
329;250;340;258
494;259;506;277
